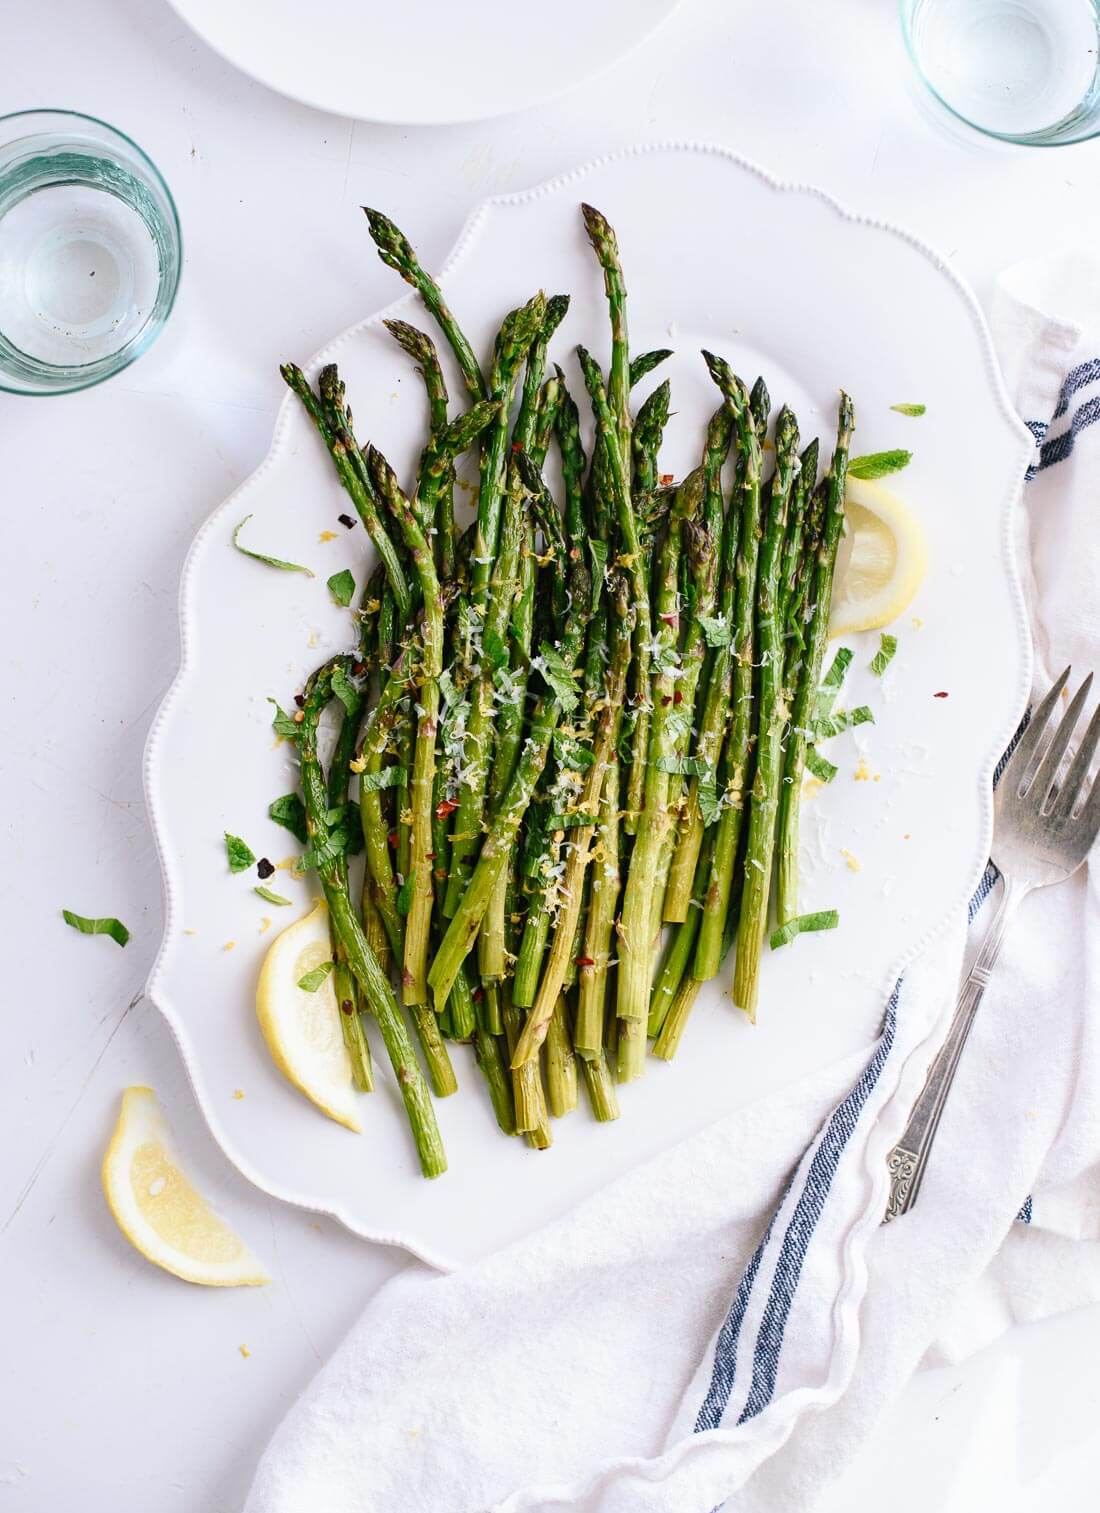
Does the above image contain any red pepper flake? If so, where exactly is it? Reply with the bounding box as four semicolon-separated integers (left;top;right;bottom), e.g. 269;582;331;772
425;851;436;861
352;660;367;677
933;691;949;699
659;472;674;486
472;987;484;1003
340;999;354;1016
574;955;595;968
435;797;459;818
511;441;522;454
659;612;678;626
387;830;398;848
673;691;683;705
256;857;275;880
660;695;672;706
293;693;305;708
338;513;356;530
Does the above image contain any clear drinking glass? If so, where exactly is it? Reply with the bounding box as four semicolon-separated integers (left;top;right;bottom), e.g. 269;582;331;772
901;0;1100;145
0;110;181;395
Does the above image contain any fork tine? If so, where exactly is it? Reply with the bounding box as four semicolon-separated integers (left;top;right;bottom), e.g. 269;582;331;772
1032;673;1093;811
1003;665;1071;793
1077;755;1100;845
1054;693;1100;819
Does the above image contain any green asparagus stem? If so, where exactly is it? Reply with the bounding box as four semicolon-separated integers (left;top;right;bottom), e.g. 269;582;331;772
580;1045;621;1121
363;208;487;403
631;377;672;496
298;661;446;1178
775;394;854;926
652;974;701;1061
511;574;630;1065
473;1018;516;1135
469;312;570;979
443;292;551;916
692;356;761;982
617;468;705;1045
661;405;734;922
648;831;715;1039
730;406;802;1021
365;447;443;1009
577;345;652;835
581;204;631;467
280;363;411;620
503;986;552;1147
326;685;373;1091
365;403;500;1006
574;759;621;1059
357;656;412;961
629;349;673;388
545;995;578;1117
427;544;591;1009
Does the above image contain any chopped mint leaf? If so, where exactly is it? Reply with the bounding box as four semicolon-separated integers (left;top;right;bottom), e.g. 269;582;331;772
297;826;349;874
553;731;595;770
847;450;912;481
327;568;356;607
821;646;853;691
254;885;291;905
770;910;840;950
546;811;598;829
813;647;853;722
698;613;732;649
268;698;301;742
233;516;313;576
655;754;711;777
330;663;361;716
61;910;130;948
438;669;459;708
482;628;509;671
587;537;609;611
871;633;898;676
536;641;579;713
297;961;334;992
224;832;256;873
358;765;406;793
697;778;721;826
816;705;875;740
806;748;838;783
269;793;308;844
889;403;925;417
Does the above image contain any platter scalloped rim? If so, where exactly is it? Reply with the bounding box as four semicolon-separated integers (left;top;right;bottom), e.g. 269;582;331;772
143;141;1034;1271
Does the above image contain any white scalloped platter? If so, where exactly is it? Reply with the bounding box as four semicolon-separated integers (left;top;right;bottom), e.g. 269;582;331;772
145;145;1033;1269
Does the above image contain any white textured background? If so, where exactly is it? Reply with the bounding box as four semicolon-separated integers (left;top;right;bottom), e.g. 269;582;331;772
4;1;1100;1508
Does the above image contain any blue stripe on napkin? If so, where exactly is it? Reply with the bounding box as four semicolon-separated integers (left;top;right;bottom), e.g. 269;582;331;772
692;672;1042;1438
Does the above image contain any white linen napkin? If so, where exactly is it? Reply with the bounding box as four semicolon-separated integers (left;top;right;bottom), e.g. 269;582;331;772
245;256;1100;1513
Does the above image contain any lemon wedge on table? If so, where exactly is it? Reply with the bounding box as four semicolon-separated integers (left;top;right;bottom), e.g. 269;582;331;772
101;1087;270;1286
256;899;362;1132
829;475;928;637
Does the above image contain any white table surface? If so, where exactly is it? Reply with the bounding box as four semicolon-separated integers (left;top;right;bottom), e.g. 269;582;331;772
4;1;1100;1508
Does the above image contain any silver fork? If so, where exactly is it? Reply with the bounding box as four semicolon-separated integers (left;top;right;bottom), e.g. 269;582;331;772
884;666;1100;1221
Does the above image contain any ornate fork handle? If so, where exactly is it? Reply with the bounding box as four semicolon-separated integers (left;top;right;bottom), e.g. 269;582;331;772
884;872;1028;1221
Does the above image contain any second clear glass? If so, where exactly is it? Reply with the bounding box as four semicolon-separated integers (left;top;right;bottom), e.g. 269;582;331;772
901;0;1100;145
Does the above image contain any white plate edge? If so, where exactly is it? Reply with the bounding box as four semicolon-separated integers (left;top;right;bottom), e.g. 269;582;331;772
142;139;1036;1272
162;0;686;127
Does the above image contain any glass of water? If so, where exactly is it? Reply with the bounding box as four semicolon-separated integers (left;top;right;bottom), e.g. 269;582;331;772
0;110;181;396
901;0;1100;144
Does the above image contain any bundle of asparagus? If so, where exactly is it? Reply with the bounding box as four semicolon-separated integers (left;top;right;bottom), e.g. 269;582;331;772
274;204;854;1177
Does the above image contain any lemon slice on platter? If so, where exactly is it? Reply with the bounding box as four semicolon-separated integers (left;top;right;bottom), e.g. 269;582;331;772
256;900;362;1132
830;475;928;637
102;1086;270;1286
